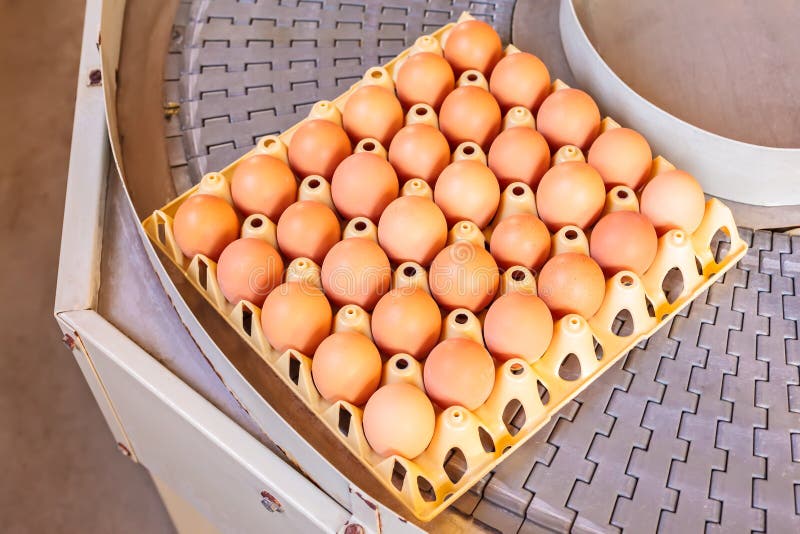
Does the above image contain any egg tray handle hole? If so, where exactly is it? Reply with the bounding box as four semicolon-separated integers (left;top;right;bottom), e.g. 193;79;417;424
512;185;525;196
478;426;496;453
354;220;367;232
501;399;526;437
443;447;467;484
288;355;301;385
156;220;167;244
415;106;428;116
391;460;407;491
565;229;578;240
338;405;352;437
416;476;437;502
593;337;604;361
711;227;733;263
538;381;550;405
361;141;376;152
558;353;582;381
241;307;253;336
662;267;684;304
395;357;409;370
611;309;635;337
197;260;209;290
307;178;320;189
646;297;657;318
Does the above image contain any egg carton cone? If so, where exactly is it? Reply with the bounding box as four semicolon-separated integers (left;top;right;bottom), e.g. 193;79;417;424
142;12;748;522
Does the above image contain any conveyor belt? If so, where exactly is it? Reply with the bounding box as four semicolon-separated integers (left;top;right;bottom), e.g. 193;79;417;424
452;229;800;533
166;0;514;188
162;1;800;531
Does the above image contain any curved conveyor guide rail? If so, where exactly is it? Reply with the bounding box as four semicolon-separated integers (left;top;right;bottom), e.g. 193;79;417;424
160;1;800;531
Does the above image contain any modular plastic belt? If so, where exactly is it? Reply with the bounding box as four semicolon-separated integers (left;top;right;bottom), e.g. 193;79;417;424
162;1;800;531
165;0;514;188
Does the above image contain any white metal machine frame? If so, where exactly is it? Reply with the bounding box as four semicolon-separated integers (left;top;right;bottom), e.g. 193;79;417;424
55;1;384;531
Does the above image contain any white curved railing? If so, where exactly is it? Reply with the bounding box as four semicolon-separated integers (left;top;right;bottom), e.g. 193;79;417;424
559;0;800;206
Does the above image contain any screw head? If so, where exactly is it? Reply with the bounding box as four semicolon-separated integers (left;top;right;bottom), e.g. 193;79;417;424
260;491;283;513
116;442;132;457
61;333;76;350
88;69;102;86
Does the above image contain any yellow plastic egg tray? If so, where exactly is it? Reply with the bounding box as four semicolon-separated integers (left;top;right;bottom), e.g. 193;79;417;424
142;12;748;522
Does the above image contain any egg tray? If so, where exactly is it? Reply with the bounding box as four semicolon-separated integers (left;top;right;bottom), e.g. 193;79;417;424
142;13;748;522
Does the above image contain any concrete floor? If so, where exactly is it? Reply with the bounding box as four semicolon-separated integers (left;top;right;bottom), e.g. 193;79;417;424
0;1;174;532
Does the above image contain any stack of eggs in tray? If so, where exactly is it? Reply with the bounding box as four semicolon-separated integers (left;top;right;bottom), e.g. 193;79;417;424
169;18;707;460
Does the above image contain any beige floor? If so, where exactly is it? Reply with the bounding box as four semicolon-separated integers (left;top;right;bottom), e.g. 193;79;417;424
0;1;174;532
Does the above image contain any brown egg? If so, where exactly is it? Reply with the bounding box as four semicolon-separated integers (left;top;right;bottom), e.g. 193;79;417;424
321;238;392;311
640;170;706;235
538;253;605;318
536;162;606;231
429;241;500;312
489;213;551;271
484;293;553;362
216;238;284;306
173;194;239;261
489;52;550;112
487;127;551;189
261;281;332;355
536;88;601;151
287;119;352;179
590;211;658;276
230;154;297;220
342;85;404;147
311;331;381;405
439;86;501;150
423;338;495;410
396;52;455;110
388;124;451;185
363;383;435;458
277;200;340;264
378;196;447;266
371;287;442;359
443;20;503;75
331;152;399;222
588;128;653;190
434;160;500;228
